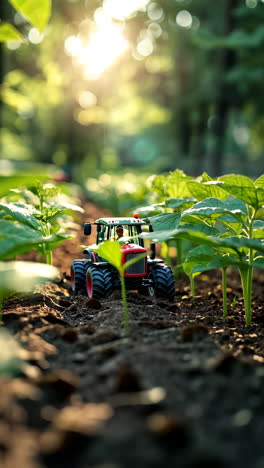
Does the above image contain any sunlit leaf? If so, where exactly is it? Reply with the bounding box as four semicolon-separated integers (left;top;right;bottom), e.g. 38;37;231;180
92;241;122;271
182;197;245;222
0;219;71;260
164;198;195;210
150;170;192;199
0;175;46;198
214;174;264;209
0;202;41;230
255;174;264;189
149;213;181;231
0;23;24;42
9;0;51;32
187;180;227;201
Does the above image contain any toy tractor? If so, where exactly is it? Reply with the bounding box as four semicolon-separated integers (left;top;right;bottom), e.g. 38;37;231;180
71;215;175;301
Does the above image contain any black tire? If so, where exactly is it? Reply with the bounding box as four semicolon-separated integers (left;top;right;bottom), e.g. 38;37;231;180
147;264;176;301
86;266;114;299
71;260;89;293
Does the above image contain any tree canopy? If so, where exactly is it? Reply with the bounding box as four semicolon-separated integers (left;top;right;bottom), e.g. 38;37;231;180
1;0;264;179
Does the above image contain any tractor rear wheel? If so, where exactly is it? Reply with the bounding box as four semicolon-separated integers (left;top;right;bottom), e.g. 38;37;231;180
71;260;89;293
86;266;114;299
142;264;175;301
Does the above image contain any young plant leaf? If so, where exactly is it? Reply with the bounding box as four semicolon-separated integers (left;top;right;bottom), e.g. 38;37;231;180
92;241;122;271
9;0;51;32
0;23;24;42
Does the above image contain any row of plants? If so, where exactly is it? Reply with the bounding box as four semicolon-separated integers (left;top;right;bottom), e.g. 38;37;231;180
136;170;264;326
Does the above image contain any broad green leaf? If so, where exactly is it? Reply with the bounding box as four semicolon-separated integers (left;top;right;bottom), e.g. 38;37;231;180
144;228;264;257
34;206;63;223
164;170;193;198
164;198;195;211
0;202;41;231
220;174;254;187
182;197;245;222
49;201;84;214
251;257;264;269
214;175;263;209
135;205;163;217
140;223;219;243
183;246;217;275
0;175;46;198
0;261;58;293
9;0;51;32
184;245;216;257
255;174;264;189
205;256;239;270
200;172;213;182
92;241;122;272
140;229;178;243
187;180;227;201
0;23;24;42
255;207;264;219
151;170;192;199
0;219;71;259
149;213;181;231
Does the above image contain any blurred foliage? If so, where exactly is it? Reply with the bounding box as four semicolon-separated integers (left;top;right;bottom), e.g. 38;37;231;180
85;170;152;216
1;0;264;181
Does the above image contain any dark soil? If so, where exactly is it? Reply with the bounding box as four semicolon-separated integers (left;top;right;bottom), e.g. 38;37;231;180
1;201;264;468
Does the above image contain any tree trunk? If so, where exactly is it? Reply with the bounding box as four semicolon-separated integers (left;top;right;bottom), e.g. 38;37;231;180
209;0;239;177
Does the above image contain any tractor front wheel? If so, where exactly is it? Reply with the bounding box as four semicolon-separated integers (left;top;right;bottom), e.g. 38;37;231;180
71;260;89;293
86;266;114;299
141;264;175;301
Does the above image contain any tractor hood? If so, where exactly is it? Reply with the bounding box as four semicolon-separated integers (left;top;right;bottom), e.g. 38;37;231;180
120;243;147;253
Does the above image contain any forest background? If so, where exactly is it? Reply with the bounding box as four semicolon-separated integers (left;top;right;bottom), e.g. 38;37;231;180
1;0;264;198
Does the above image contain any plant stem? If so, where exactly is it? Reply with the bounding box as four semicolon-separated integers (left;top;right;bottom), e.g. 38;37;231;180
46;250;53;265
222;267;228;317
190;274;195;300
239;267;252;326
120;275;129;333
161;242;172;267
176;239;183;266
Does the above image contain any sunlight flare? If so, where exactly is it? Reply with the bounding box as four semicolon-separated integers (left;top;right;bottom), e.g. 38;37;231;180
65;20;128;79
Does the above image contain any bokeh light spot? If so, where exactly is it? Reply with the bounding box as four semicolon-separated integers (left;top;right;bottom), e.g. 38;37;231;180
147;3;164;21
28;28;44;44
176;10;192;28
78;91;97;108
137;38;154;57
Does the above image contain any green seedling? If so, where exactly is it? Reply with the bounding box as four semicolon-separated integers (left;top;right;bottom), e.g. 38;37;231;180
91;240;146;333
0;180;83;264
